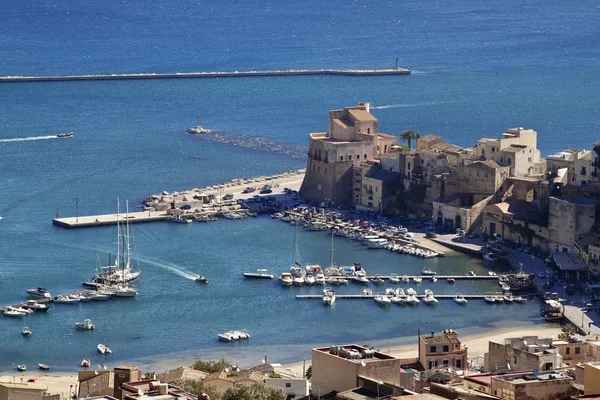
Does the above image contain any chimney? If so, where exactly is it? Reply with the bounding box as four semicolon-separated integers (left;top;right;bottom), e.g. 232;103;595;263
431;331;435;338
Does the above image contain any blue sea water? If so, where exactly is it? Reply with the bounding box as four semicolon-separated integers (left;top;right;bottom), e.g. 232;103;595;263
0;0;599;372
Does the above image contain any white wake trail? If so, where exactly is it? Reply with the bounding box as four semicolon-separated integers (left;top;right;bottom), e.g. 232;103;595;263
374;101;449;109
139;257;198;280
0;135;57;143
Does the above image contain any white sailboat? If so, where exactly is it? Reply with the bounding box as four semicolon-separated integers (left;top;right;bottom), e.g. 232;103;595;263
113;201;138;298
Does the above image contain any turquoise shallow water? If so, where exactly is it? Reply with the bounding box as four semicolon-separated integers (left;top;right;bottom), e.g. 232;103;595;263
0;0;597;372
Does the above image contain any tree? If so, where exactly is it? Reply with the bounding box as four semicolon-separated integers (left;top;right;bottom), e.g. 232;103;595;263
558;324;577;340
180;380;222;400
191;358;232;373
304;365;312;380
401;130;420;151
222;383;286;400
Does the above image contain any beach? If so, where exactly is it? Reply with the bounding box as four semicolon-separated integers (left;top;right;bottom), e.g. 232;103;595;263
0;324;562;395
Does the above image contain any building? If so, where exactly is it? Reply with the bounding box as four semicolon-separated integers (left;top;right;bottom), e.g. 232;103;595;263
485;336;563;373
78;371;116;398
490;371;575;400
120;380;196;400
202;370;266;394
353;161;402;211
433;192;493;231
482;200;549;248
553;339;600;366
300;103;398;204
417;134;443;151
263;377;309;398
591;141;600;184
584;362;600;395
114;366;142;400
0;382;60;400
548;196;597;253
418;329;468;371
156;366;207;385
574;151;592;186
575;233;600;276
311;344;407;395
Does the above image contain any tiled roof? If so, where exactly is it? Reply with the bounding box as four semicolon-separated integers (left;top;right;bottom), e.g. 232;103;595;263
419;134;442;143
157;367;207;384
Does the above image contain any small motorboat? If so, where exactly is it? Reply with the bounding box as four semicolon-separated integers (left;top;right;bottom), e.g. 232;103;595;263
447;278;456;284
38;364;50;371
391;295;406;305
21;327;32;336
494;295;504;303
242;269;274;279
97;344;112;354
501;282;511;292
87;292;109;301
26;287;52;299
75;319;95;330
292;274;304;286
305;272;316;285
322;288;336;306
466;271;477;276
370;274;384;285
3;309;26;317
374;293;391;306
504;293;514;302
218;332;234;342
363;288;373;296
432;276;438;283
389;273;400;284
8;306;32;315
422;269;436;275
17;365;26;372
423;293;438;305
280;272;293;287
488;271;497;276
196;276;208;283
484;295;495;303
405;295;420;305
57;131;74;138
406;288;417;296
315;273;326;285
513;295;527;303
401;275;410;283
454;295;468;304
353;275;370;284
54;295;79;304
483;253;499;262
187;125;211;134
413;277;422;283
81;358;91;368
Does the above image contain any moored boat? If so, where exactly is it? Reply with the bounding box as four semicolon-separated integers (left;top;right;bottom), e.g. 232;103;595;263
422;269;436;275
374;293;391;306
280;272;293;287
21;327;32;336
39;364;50;371
81;358;91;368
389;273;400;284
26;287;51;299
17;364;26;372
75;319;95;330
322;288;336;306
171;214;192;224
454;295;468;304
97;344;112;354
242;269;274;279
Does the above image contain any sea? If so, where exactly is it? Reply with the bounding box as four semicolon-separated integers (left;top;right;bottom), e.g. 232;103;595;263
0;0;599;372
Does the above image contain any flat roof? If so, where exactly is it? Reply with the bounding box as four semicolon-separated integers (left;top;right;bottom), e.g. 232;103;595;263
315;344;395;362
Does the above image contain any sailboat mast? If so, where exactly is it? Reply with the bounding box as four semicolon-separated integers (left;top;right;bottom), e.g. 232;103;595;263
126;201;131;268
330;230;335;268
293;223;299;266
116;199;121;269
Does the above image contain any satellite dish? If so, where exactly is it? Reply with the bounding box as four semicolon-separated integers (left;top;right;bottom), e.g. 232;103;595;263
361;360;367;367
523;340;528;345
94;371;99;376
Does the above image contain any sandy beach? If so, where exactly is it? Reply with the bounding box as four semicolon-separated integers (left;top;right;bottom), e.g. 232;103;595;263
1;325;562;395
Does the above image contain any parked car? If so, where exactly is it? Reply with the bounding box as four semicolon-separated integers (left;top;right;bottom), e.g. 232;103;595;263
223;193;234;200
242;187;255;193
425;231;437;239
585;303;593;311
260;188;272;194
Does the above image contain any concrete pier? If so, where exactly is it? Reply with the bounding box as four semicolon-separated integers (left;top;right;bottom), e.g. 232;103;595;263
296;293;531;300
52;211;170;228
0;68;410;84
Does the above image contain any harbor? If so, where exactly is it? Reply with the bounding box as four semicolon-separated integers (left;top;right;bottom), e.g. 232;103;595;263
0;67;410;84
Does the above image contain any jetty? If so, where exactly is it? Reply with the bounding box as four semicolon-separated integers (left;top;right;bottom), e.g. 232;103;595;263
296;293;531;300
0;68;410;84
0;289;93;313
53;210;170;228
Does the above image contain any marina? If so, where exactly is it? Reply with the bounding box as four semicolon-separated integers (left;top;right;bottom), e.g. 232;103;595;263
296;294;532;300
0;67;411;84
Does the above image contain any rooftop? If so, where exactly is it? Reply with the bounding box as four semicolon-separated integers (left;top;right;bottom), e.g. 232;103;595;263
348;109;377;122
364;167;399;182
502;144;528;153
430;142;463;154
420;329;462;346
315;344;396;362
493;371;571;384
419;134;442;143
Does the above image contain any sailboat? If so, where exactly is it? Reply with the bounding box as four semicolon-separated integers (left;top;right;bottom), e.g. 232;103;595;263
113;201;139;298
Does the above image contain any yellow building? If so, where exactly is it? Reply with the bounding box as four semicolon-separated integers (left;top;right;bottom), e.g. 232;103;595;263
584;362;600;395
0;382;59;400
418;330;468;371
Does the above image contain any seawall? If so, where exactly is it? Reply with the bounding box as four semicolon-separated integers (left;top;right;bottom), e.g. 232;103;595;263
0;68;411;83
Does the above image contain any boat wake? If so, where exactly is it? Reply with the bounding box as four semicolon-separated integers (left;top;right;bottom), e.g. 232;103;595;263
373;101;449;109
0;135;57;143
139;257;198;280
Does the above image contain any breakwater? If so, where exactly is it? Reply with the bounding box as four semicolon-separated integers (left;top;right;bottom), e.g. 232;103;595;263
0;68;411;84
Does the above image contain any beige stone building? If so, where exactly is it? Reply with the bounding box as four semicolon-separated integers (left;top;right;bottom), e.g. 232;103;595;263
433;193;492;231
300;102;398;204
547;149;592;186
0;382;59;400
592;141;600;184
489;371;575;400
548;196;597;253
418;330;468;371
485;336;562;373
553;339;600;366
416;134;443;151
311;344;406;395
202;370;265;394
353;161;401;211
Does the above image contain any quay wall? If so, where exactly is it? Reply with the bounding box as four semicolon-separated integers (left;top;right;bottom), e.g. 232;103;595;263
0;68;411;84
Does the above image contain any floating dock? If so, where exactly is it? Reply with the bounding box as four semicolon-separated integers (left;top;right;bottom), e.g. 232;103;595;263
0;68;410;84
362;275;498;280
0;289;93;313
52;211;170;228
296;293;519;300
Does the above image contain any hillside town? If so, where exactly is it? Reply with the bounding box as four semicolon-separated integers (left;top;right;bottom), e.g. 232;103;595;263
300;102;600;277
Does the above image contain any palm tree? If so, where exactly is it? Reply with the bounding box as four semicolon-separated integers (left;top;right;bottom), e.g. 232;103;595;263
401;130;420;150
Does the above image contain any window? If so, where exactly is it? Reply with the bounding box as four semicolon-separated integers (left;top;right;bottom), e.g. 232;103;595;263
430;346;437;353
443;360;449;366
367;128;371;134
566;347;571;355
408;163;411;170
528;157;532;162
507;158;511;164
349;155;352;160
317;166;320;172
575;347;581;354
513;356;517;364
456;359;462;368
443;345;449;352
492;147;495;153
375;187;378;193
325;168;327;175
357;154;360;159
364;154;367;159
286;383;291;388
340;156;344;161
421;159;424;164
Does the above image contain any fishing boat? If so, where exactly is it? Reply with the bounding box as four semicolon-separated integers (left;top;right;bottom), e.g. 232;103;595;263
17;365;26;372
187;117;211;134
57;131;74;138
322;288;336;306
374;293;391;306
454;295;468;304
21;327;32;336
280;272;293;287
26;287;51;299
75;319;95;330
38;364;50;371
389;273;400;284
81;358;91;368
195;276;208;283
242;269;274;279
171;214;192;224
97;344;112;354
23;300;49;312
